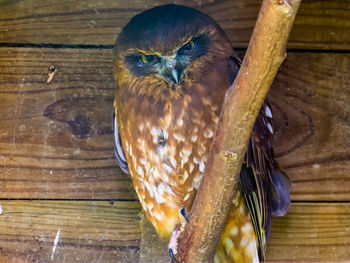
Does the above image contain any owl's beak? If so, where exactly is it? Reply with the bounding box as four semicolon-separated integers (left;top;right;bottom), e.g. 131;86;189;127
171;69;180;84
164;57;182;84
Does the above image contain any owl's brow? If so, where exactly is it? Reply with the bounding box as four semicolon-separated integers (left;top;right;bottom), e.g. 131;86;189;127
121;26;216;56
122;48;162;56
173;26;216;50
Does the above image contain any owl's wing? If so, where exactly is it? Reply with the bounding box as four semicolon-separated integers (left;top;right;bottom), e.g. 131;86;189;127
113;112;129;174
227;55;290;259
240;103;277;259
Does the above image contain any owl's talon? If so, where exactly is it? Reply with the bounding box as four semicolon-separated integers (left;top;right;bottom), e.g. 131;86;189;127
169;248;180;263
180;205;189;223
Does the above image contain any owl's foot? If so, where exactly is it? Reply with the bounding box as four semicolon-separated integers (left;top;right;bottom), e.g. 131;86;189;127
169;226;181;263
168;206;189;263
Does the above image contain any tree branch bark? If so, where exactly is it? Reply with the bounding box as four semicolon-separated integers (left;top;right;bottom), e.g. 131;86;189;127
179;0;301;262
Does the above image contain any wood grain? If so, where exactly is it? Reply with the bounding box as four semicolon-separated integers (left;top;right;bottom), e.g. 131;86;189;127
0;200;141;263
267;203;350;261
0;0;349;49
0;201;347;262
0;47;135;199
140;202;350;262
271;52;350;201
0;47;349;201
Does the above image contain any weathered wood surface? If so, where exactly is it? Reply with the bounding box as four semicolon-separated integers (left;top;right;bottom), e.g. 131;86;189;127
0;47;135;199
0;200;141;262
0;47;349;200
0;201;348;262
140;203;350;262
271;52;350;201
0;0;349;49
267;203;350;261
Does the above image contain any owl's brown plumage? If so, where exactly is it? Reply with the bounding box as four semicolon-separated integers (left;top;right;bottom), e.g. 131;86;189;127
113;5;290;262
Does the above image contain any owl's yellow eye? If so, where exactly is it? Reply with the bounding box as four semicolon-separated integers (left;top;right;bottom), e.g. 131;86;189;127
140;54;154;64
183;40;195;51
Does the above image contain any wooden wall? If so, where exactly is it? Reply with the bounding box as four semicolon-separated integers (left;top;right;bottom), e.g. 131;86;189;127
0;0;349;261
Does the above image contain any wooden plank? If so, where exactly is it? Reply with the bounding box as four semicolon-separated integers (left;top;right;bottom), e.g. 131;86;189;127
0;0;349;49
139;203;350;262
0;48;349;200
267;203;350;261
0;200;141;263
271;52;350;201
0;201;348;262
0;47;136;199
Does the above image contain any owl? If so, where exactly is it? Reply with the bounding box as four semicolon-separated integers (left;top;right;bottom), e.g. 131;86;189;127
113;4;290;262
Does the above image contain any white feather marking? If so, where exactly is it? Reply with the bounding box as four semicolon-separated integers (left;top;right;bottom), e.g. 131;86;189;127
194;127;199;133
129;145;133;156
267;123;274;134
198;145;206;155
193;175;202;189
137;166;144;177
154;189;166;203
157;144;167;159
151;127;157;136
159;183;175;196
153;168;160;179
162;173;169;183
145;181;154;198
183;193;190;201
183;171;189;182
230;226;238;236
189;163;194;173
240;236;249;247
181;148;192;158
193;158;199;164
154;210;164;220
242;223;253;233
163;163;173;173
199;161;205;173
140;158;147;165
147;202;154;210
169;156;177;168
162;129;169;139
204;128;214;139
177;119;183;127
173;133;185;142
191;135;198;142
265;105;273;118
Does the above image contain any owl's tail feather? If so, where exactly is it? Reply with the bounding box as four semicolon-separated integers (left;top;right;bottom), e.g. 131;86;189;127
270;170;291;217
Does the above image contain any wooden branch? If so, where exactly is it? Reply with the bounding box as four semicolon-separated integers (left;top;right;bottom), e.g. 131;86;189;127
179;0;301;262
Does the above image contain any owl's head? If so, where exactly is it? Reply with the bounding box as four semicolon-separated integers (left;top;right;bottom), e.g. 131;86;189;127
114;4;234;100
